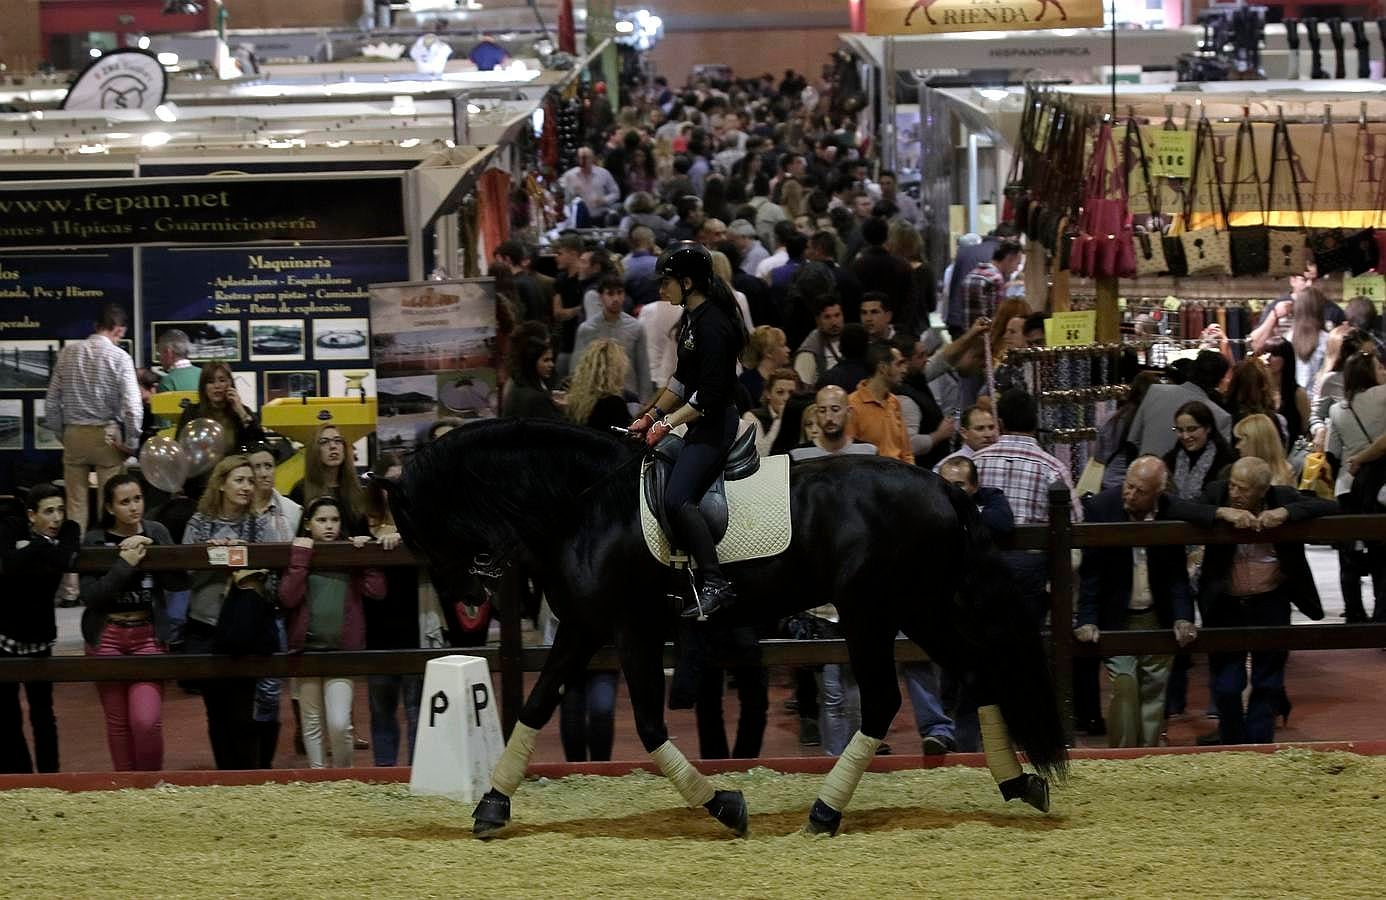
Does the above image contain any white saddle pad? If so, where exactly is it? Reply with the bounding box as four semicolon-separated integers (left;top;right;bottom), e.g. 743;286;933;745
640;454;792;567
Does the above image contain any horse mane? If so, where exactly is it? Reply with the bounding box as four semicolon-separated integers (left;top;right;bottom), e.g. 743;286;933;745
397;417;639;561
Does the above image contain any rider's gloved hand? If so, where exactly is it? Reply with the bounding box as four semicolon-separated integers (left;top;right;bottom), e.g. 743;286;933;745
628;412;656;435
645;419;672;447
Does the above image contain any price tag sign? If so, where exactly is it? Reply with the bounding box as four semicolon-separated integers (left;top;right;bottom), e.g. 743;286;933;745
1049;310;1096;347
1344;273;1386;310
1151;131;1193;179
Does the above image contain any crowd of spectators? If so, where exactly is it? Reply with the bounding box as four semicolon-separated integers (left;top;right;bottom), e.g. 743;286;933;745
5;59;1386;774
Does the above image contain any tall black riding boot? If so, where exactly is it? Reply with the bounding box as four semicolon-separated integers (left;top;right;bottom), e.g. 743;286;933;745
669;503;735;618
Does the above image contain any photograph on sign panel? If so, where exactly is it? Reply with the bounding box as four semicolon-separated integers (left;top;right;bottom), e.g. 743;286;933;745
263;371;320;402
371;326;494;375
312;318;371;361
437;369;498;419
229;370;259;411
249;320;306;362
153;321;241;363
328;368;375;399
377;410;435;454
32;400;63;450
0;399;22;449
378;374;438;415
0;340;62;391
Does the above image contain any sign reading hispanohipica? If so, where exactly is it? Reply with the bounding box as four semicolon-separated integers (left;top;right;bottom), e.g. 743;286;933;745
866;0;1104;35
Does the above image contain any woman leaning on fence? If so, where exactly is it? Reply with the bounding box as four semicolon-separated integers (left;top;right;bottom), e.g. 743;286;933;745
78;474;187;772
181;454;278;771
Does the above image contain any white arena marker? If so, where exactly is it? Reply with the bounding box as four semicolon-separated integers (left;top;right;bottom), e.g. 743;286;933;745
409;655;505;803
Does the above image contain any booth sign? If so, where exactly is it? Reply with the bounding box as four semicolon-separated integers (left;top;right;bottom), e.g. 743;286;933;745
866;0;1103;35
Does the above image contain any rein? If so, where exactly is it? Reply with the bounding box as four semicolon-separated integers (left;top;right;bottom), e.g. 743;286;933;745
469;431;649;579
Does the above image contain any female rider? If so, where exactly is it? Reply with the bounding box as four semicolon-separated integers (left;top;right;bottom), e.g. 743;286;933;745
629;241;747;618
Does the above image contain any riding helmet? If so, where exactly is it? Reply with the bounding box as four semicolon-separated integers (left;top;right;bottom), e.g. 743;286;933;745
655;241;714;294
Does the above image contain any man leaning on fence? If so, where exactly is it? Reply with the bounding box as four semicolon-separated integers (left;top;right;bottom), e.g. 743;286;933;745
1076;456;1197;748
1163;456;1337;745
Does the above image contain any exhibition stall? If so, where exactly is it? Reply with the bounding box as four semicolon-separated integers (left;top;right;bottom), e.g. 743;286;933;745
0;38;606;489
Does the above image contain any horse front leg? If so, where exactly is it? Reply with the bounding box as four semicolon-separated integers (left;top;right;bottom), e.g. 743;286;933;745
614;619;749;838
473;620;600;837
805;624;901;836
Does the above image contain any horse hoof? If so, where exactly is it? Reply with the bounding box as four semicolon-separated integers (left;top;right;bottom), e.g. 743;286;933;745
1000;774;1050;813
704;789;749;837
472;788;512;838
801;799;841;837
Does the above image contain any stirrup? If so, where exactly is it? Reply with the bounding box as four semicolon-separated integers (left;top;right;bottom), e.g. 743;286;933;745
681;572;734;620
681;568;709;621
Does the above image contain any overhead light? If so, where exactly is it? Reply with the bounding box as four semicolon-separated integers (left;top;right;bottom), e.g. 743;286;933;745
106;132;133;139
466;103;481;114
266;138;305;149
444;138;456;148
89;48;103;59
77;143;108;154
157;52;180;66
137;36;151;50
154;103;177;122
978;88;1010;101
389;95;415;116
615;21;635;33
324;139;350;148
141;131;172;147
399;138;421;148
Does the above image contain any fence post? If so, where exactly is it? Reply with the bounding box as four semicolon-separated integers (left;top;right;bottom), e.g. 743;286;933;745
497;568;525;740
1047;482;1076;744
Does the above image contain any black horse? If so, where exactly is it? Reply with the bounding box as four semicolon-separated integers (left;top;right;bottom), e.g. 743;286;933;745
388;418;1066;837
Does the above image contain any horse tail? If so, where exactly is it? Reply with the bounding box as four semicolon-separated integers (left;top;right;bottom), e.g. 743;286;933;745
944;483;1069;780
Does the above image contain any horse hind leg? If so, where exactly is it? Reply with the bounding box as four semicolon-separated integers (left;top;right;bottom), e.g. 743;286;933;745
979;704;1050;813
617;621;748;837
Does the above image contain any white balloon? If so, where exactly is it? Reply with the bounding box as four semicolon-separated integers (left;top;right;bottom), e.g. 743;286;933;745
139;435;190;493
180;417;227;477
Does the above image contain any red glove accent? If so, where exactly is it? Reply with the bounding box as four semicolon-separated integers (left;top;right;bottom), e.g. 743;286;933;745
645;420;672;447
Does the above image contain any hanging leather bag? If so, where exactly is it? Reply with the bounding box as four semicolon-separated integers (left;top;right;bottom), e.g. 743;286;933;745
1267;111;1311;277
1160;115;1193;278
1126;117;1168;277
1307;110;1351;273
1180;117;1233;276
1072;116;1135;278
1228;113;1270;276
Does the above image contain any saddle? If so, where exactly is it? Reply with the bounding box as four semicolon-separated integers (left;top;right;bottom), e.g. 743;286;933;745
639;428;793;568
642;425;760;547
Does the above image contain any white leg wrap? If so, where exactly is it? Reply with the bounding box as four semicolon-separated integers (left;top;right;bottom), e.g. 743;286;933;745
651;741;716;808
818;731;881;813
490;722;539;797
978;704;1023;783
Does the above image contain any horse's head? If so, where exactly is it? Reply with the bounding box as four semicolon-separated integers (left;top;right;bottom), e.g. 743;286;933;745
388;416;640;577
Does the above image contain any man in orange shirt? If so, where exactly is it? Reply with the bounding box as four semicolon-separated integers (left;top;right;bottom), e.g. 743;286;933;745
847;342;914;464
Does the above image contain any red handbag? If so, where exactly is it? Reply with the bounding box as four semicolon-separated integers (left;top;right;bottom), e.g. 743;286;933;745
1073;117;1135;278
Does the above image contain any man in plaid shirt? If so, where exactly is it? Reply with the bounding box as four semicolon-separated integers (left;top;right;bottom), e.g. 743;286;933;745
43;304;142;531
974;389;1082;626
960;240;1023;327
